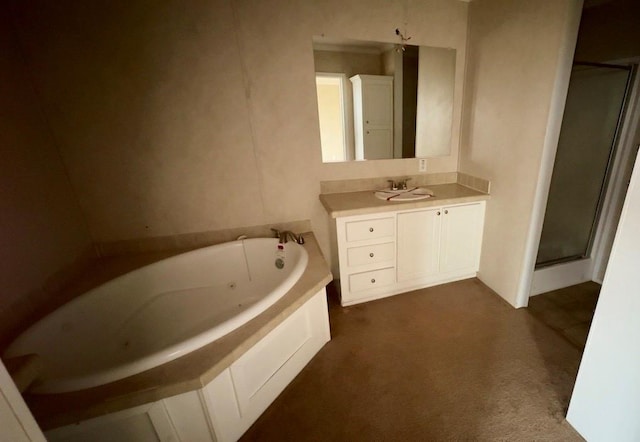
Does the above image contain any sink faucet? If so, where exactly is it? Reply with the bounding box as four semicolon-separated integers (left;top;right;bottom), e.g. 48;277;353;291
388;177;411;190
271;228;305;245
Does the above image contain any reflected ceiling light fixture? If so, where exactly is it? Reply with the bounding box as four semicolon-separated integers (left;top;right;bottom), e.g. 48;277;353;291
395;28;411;52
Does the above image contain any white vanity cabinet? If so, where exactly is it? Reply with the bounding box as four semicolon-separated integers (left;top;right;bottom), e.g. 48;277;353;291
337;202;485;306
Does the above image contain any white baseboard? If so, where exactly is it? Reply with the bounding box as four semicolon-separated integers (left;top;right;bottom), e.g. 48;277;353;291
530;258;594;296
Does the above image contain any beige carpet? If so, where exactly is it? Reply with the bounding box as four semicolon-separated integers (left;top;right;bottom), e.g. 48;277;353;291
241;278;584;441
528;281;599;349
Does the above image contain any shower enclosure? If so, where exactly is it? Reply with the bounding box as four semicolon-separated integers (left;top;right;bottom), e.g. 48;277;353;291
536;62;634;268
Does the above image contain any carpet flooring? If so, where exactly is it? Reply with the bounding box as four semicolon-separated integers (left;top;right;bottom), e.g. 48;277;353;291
241;278;584;441
528;282;599;349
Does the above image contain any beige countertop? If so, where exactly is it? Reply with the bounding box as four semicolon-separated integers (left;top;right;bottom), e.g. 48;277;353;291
320;183;490;218
25;232;332;431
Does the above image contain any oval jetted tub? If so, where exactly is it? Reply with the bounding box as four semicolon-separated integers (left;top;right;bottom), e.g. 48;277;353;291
4;238;308;394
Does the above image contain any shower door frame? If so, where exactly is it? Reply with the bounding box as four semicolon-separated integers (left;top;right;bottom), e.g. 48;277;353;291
583;63;636;263
535;62;636;269
590;61;640;282
528;60;640;297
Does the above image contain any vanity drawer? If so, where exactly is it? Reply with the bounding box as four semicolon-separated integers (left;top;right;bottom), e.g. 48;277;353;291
347;242;395;267
349;267;395;293
345;217;395;242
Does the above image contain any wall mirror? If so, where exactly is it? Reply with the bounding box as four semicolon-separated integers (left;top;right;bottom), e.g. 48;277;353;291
313;36;456;163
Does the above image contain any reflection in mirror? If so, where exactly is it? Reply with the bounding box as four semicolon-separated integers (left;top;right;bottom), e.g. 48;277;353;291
313;37;455;163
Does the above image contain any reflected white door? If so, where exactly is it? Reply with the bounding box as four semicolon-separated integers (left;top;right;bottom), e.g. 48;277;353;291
351;75;393;160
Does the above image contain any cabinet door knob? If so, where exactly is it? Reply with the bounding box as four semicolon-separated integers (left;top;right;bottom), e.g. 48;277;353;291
369;252;374;257
371;278;376;283
366;131;370;134
369;227;374;232
437;211;441;216
444;210;449;215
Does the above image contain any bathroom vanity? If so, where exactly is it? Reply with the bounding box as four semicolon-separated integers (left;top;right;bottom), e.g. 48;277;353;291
321;181;489;306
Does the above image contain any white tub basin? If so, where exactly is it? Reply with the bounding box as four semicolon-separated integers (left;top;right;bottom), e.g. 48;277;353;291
374;187;435;201
4;238;308;394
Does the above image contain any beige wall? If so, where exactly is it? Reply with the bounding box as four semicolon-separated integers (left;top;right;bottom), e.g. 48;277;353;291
0;13;93;346
11;0;468;268
460;0;580;306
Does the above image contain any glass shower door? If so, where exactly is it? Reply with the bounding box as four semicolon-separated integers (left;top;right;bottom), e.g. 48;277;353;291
536;63;633;267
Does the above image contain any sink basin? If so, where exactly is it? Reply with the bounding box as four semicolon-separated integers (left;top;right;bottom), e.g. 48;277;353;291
374;187;435;201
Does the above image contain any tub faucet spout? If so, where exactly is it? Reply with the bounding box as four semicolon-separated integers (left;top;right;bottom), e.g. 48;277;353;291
271;229;305;245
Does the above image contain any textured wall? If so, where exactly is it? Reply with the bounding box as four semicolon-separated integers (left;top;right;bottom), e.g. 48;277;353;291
459;0;580;306
10;0;468;265
0;13;93;345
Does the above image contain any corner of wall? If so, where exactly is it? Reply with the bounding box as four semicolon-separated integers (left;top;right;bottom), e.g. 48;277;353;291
514;0;585;308
460;0;584;307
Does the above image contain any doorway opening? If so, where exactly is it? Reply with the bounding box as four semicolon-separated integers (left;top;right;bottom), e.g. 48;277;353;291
315;73;352;162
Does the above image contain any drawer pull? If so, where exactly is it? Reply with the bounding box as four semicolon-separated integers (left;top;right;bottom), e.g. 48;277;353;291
369;227;374;232
369;253;374;257
371;278;376;283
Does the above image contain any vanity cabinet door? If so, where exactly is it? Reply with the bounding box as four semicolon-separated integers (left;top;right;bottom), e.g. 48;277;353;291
397;202;484;283
397;208;441;282
440;203;485;274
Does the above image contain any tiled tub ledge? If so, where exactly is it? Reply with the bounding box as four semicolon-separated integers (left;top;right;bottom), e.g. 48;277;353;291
23;232;332;441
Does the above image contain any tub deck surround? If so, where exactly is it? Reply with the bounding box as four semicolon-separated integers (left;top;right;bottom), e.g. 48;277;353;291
22;232;332;431
320;183;490;219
